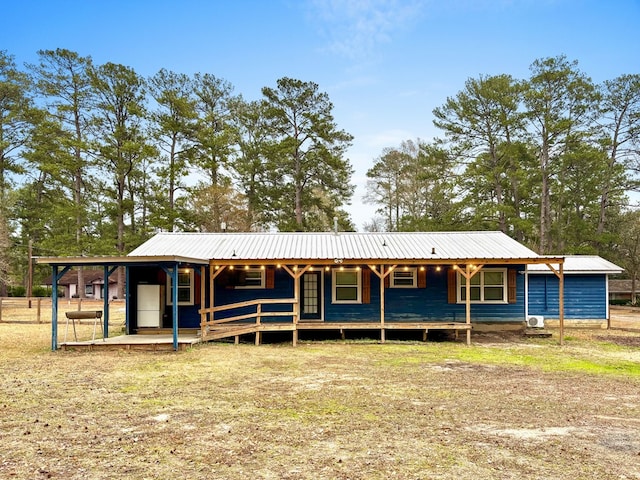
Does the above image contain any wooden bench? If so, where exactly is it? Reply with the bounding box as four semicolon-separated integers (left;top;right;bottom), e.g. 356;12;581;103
64;310;104;342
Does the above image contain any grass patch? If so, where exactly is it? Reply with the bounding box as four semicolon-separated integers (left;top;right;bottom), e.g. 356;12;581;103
1;323;640;479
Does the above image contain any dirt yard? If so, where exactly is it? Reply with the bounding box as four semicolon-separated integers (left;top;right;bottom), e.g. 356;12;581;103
0;307;639;479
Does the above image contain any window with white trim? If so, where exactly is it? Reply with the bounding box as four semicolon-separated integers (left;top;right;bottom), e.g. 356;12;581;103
332;268;361;303
457;268;507;303
167;268;195;305
390;268;417;288
236;268;266;289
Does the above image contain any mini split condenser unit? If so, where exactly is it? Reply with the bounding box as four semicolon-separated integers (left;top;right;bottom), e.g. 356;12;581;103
527;315;545;328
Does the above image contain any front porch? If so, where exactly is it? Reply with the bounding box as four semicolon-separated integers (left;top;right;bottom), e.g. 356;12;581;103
58;320;474;351
205;320;474;345
59;330;202;351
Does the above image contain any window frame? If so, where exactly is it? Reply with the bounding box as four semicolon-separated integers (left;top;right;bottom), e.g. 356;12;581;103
235;268;266;289
167;268;195;306
332;268;362;304
390;267;418;288
457;268;508;304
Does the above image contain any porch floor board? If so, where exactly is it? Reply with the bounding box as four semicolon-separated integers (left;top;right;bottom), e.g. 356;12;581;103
297;322;472;330
59;334;201;352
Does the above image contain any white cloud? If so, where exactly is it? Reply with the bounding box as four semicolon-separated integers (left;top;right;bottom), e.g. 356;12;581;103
309;0;427;58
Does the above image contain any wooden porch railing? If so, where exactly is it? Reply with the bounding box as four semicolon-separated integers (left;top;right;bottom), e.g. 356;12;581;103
199;298;297;341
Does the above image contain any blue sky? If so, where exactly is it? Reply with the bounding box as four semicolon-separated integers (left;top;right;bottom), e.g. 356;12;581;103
2;0;639;229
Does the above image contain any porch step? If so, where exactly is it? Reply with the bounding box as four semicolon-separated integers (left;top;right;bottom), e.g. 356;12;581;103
205;323;297;341
523;328;553;338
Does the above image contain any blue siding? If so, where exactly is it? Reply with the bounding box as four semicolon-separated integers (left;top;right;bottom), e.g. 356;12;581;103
322;265;526;323
213;269;294;323
323;271;380;322
166;264;530;327
528;274;607;319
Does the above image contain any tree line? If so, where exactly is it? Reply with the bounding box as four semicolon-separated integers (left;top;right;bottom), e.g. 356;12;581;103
365;56;640;285
0;49;354;295
0;50;638;295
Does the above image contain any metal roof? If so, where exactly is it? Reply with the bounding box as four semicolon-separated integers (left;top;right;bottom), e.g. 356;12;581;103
36;255;210;266
527;255;623;274
127;231;548;263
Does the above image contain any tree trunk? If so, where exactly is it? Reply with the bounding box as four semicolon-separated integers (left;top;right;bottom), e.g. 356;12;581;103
539;134;551;254
116;176;126;299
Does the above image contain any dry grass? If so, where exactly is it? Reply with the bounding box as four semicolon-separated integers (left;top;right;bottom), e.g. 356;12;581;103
1;318;640;479
0;298;125;326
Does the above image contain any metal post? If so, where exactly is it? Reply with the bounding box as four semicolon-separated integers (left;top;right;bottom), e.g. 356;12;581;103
559;262;565;346
52;265;59;351
103;265;110;339
125;266;131;334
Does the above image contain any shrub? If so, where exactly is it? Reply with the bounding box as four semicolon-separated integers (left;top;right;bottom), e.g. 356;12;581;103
31;286;51;297
8;286;26;297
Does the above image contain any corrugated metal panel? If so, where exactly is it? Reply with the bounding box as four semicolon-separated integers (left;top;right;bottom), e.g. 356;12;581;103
129;231;541;262
528;255;622;274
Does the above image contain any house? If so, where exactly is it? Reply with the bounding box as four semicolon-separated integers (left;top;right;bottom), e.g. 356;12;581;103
39;231;585;350
43;269;119;300
609;279;637;304
527;256;623;328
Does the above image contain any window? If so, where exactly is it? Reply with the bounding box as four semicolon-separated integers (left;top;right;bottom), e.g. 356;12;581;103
332;268;361;304
458;269;507;303
390;268;417;288
167;268;194;305
236;268;265;289
85;284;94;296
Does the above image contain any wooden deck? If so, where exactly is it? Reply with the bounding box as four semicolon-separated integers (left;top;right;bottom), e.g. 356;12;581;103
206;321;473;345
59;333;202;351
58;322;472;351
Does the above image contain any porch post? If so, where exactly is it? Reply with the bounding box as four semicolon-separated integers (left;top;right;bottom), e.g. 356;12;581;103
368;264;395;344
465;264;471;346
172;265;179;351
102;265;110;339
51;265;71;350
559;262;565;346
52;265;59;351
125;266;131;334
200;266;206;336
292;266;299;347
380;264;386;343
